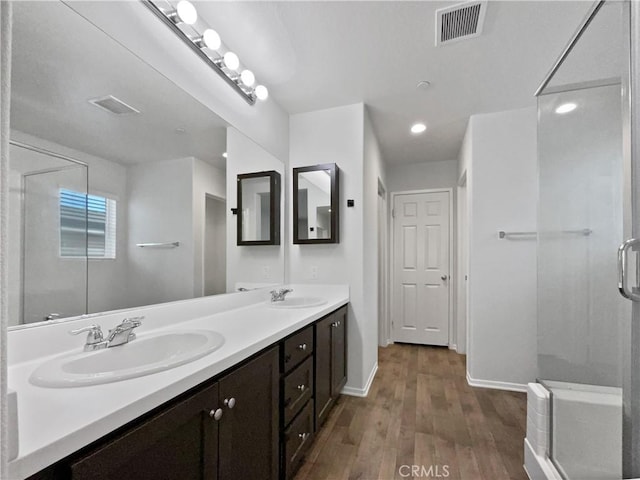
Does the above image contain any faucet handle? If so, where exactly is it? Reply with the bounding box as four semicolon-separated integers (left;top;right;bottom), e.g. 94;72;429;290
69;325;104;344
122;316;144;328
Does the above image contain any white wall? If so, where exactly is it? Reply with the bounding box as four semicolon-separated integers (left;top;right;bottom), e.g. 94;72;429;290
226;128;285;291
363;107;387;383
461;106;538;390
193;159;226;297
289;103;383;395
127;158;195;308
386;159;458;192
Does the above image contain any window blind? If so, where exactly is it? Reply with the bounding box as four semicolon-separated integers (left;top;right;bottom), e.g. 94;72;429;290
60;189;116;258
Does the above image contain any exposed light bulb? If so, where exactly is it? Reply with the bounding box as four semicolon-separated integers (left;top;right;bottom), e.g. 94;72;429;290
223;52;240;71
222;152;228;158
202;29;221;50
410;123;427;134
175;0;197;25
555;103;577;114
255;85;269;101
240;70;255;87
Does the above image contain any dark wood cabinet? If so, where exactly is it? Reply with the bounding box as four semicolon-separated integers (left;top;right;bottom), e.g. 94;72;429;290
314;306;348;430
29;306;349;480
218;347;279;480
31;347;279;480
70;382;219;480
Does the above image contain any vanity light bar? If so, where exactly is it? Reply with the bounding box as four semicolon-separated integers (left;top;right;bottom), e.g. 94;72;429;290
143;0;268;105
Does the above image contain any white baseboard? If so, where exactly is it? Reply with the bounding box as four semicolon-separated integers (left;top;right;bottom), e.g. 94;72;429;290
342;362;378;397
448;343;457;351
524;438;563;480
466;371;527;393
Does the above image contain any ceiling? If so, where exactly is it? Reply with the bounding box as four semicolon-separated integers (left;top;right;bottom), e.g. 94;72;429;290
10;1;228;168
194;1;593;165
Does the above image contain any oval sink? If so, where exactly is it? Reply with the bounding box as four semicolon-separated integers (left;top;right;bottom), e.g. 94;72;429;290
30;330;225;388
268;297;327;309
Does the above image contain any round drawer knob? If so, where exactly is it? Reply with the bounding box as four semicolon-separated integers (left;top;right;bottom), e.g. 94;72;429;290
297;384;306;391
209;408;223;421
298;343;307;351
224;397;236;409
298;432;309;441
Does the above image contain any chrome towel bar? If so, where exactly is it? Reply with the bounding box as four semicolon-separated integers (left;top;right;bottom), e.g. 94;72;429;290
136;241;180;248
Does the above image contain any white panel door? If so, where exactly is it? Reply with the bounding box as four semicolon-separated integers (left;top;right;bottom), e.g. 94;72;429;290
392;191;450;345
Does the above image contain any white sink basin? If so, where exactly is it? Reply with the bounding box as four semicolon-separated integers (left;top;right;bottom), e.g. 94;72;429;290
30;330;225;388
268;297;327;309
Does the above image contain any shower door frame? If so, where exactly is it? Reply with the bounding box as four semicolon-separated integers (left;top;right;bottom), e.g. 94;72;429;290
623;1;640;477
535;1;640;477
10;141;90;326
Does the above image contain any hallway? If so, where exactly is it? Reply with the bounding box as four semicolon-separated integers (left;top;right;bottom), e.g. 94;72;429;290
295;344;528;480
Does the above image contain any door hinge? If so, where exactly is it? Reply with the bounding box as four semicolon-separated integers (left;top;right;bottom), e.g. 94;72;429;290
392;209;395;218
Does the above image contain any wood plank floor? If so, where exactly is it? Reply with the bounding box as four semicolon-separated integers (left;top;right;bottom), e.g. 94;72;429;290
294;343;528;480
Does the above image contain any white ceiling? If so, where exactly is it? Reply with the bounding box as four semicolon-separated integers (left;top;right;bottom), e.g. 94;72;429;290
11;2;228;168
194;0;593;165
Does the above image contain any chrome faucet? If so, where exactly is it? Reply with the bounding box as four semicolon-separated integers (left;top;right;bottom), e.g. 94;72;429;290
270;288;293;302
69;316;144;351
107;317;144;347
69;324;106;352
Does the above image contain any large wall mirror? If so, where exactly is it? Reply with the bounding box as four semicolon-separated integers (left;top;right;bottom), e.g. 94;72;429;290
293;164;340;244
8;2;285;329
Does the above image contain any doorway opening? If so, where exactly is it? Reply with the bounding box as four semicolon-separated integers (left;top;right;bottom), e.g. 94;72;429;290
204;194;226;296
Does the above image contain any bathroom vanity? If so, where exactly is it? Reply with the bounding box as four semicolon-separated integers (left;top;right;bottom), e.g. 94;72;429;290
8;286;348;480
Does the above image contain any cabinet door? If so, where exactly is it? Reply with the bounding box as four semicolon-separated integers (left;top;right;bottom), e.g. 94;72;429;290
70;383;220;480
331;306;348;397
218;347;279;480
314;314;333;429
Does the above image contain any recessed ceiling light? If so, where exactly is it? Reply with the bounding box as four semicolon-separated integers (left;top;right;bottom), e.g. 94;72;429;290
555;103;577;114
175;127;186;134
417;80;431;90
411;123;427;134
222;152;228;158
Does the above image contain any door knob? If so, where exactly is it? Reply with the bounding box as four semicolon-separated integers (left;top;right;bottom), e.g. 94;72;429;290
441;275;448;281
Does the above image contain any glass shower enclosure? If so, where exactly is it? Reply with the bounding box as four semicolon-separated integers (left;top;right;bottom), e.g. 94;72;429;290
8;141;88;326
535;1;640;478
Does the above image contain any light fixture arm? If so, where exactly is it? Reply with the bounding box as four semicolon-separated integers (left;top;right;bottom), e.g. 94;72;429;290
143;1;258;105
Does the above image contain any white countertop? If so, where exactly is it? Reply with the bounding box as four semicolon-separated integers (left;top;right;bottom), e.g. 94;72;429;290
7;285;349;480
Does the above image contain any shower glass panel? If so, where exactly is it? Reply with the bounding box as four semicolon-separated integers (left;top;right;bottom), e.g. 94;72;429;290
536;1;628;479
9;143;88;325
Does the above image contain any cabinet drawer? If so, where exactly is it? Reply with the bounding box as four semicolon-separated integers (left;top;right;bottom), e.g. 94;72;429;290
283;356;313;426
283;401;314;480
283;326;313;373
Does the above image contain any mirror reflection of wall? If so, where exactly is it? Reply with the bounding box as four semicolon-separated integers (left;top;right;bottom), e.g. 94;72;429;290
241;176;272;242
8;2;284;328
293;163;338;244
296;169;333;241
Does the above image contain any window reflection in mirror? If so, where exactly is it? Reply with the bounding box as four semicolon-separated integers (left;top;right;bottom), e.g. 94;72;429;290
237;171;281;245
293;164;339;244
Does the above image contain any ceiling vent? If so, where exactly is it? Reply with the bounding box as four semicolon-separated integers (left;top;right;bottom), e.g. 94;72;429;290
436;1;487;46
88;95;140;115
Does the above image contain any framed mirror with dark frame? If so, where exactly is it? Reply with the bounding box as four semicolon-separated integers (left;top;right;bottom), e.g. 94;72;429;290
237;170;281;246
293;163;340;244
